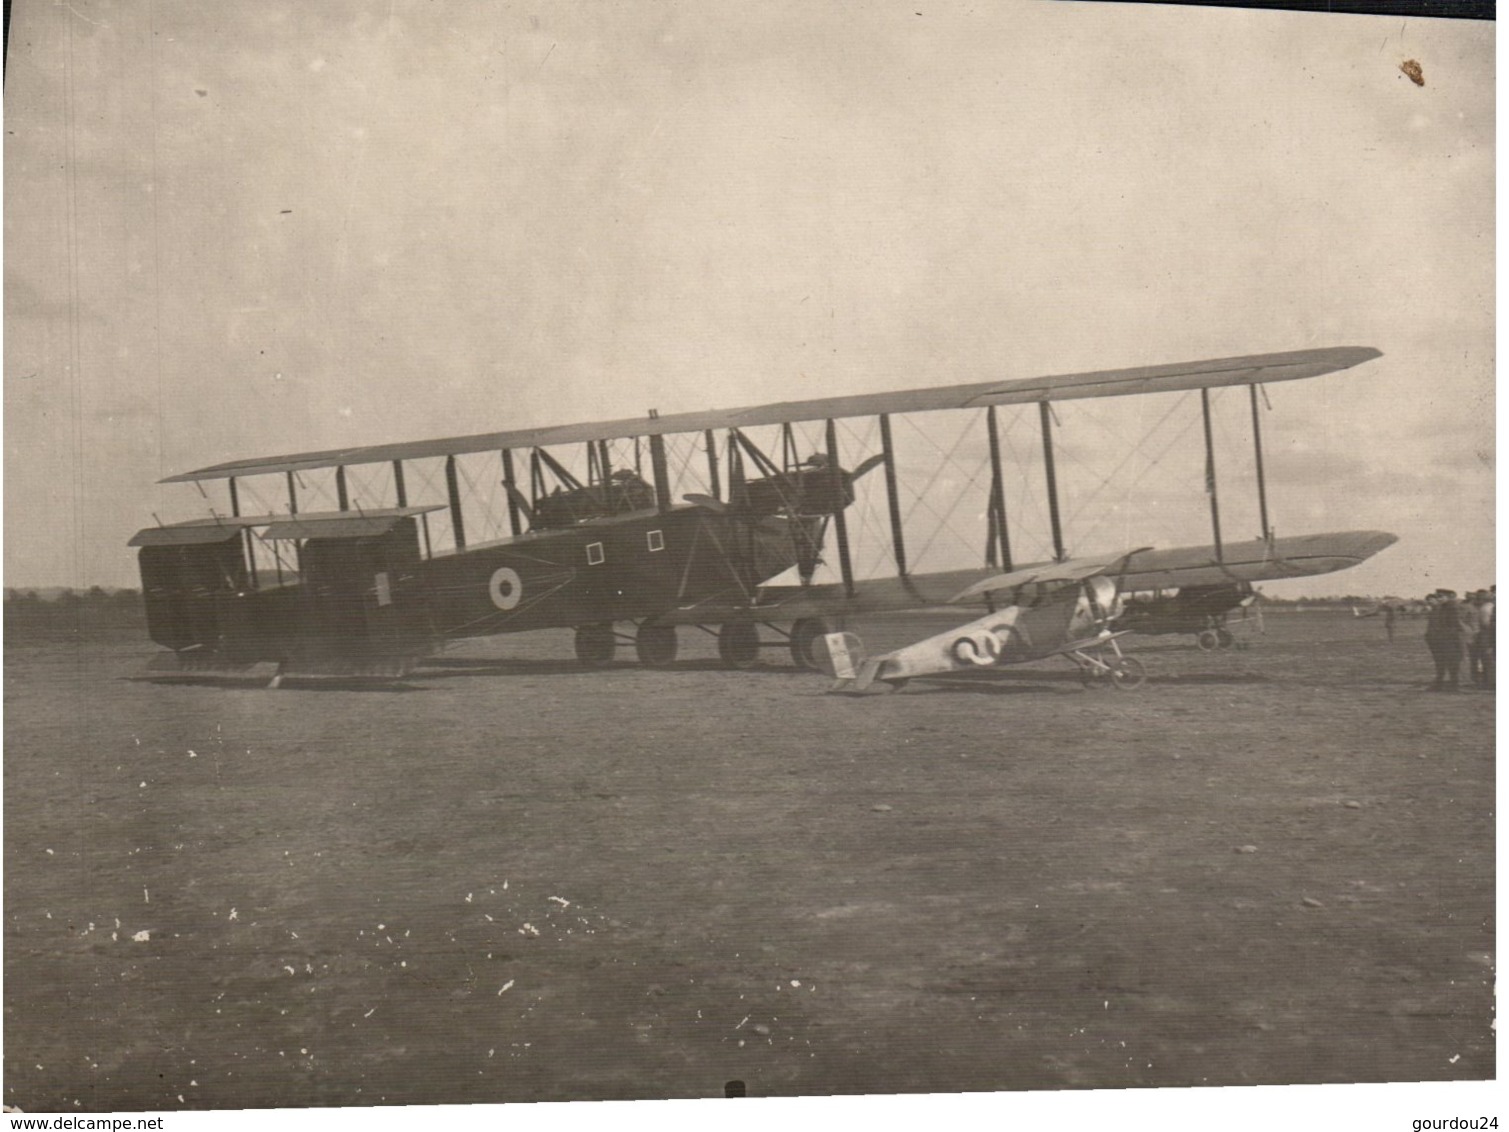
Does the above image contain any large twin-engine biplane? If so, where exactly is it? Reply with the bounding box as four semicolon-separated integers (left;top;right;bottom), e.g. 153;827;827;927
129;346;1396;685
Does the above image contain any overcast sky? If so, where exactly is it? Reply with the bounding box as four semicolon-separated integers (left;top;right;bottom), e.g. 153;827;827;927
3;0;1494;597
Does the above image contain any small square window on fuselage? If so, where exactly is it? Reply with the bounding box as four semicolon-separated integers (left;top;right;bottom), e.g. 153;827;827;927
586;542;605;565
647;530;665;552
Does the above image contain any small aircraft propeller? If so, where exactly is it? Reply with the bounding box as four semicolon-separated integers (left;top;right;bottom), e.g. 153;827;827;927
849;453;887;481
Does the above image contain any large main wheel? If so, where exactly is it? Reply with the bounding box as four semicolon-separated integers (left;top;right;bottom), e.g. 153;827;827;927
574;622;616;667
634;624;678;667
718;622;761;668
1196;629;1220;651
1110;656;1147;690
1216;628;1235;650
789;617;831;670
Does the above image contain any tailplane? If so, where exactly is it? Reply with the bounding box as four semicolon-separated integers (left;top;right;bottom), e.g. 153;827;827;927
818;631;885;693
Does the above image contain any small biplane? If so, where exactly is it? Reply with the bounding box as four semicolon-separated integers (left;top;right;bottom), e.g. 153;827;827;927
129;346;1396;685
1112;582;1263;651
823;553;1154;694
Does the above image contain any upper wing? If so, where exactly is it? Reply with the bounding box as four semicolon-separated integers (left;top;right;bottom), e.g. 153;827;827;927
127;505;446;546
162;346;1380;484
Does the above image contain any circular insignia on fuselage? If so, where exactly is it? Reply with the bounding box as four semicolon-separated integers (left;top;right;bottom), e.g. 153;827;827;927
489;566;523;610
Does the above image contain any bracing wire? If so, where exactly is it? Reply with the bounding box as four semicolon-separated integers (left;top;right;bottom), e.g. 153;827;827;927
989;408;1047;561
893;414;992;570
1068;405;1203;550
1062;392;1196;528
834;418;892;578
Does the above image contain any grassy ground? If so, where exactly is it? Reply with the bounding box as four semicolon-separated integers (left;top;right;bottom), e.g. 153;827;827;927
2;609;1494;1111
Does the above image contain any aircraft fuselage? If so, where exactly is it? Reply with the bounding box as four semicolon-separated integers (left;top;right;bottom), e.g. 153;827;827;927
137;505;813;672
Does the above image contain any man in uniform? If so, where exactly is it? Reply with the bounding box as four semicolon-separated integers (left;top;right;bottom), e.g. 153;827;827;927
1468;589;1495;688
1425;589;1471;691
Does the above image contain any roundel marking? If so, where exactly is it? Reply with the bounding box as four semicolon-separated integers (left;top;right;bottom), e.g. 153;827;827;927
489;566;524;610
951;631;1001;667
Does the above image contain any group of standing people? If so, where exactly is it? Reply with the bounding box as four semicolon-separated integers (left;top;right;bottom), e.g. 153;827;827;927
1423;587;1494;691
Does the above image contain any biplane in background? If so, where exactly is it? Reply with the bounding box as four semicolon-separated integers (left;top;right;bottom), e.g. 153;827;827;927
1352;597;1411;617
1112;581;1263;651
129;346;1396;685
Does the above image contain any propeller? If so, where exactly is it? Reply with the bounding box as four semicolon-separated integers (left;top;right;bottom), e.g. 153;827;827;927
685;455;883;519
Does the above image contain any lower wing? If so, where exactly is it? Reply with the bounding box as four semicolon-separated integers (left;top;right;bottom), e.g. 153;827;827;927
648;530;1397;626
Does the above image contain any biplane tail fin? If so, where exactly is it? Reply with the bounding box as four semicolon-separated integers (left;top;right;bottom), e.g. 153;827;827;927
816;630;886;694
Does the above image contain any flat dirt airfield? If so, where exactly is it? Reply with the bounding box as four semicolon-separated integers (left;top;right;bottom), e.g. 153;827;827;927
3;608;1495;1111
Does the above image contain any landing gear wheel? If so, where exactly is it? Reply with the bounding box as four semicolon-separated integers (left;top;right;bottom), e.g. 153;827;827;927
718;622;761;668
1079;664;1110;690
574;623;616;667
1110;656;1147;690
634;624;678;667
789;617;830;670
1197;630;1220;651
1216;628;1235;650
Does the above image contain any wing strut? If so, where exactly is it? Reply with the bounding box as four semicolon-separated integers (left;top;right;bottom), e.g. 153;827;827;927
392;460;408;508
879;413;908;577
286;470;299;515
229;477;260;589
1200;389;1223;562
529;450;544;506
596;439;613;487
704;430;721;502
1038;402;1066;562
501;449;522;535
534;446;584;491
826;418;856;596
445;455;467;549
648;434;672;513
1249;385;1272;543
985;406;1012;571
336;466;350;511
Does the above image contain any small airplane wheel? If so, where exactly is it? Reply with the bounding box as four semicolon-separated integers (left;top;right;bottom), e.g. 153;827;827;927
718;622;761;668
789;617;831;670
1196;630;1220;651
1216;628;1235;649
1110;656;1147;690
634;624;678;667
574;622;616;667
1079;664;1110;689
